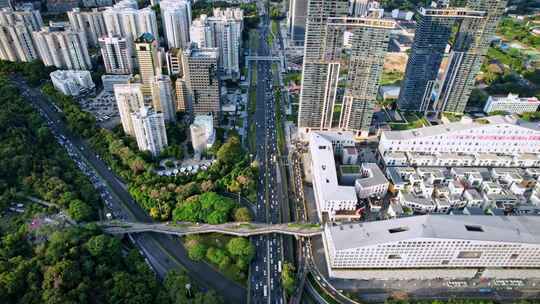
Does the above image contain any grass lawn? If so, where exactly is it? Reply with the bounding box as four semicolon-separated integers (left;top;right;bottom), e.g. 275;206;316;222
340;165;360;174
268;19;279;46
442;112;463;122
389;114;429;130
380;70;404;86
284;72;301;85
249;30;259;52
236;117;244;128
271;19;279;37
272;63;280;86
287;103;299;123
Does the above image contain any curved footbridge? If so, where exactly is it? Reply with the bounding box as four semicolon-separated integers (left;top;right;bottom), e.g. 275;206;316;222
98;221;323;237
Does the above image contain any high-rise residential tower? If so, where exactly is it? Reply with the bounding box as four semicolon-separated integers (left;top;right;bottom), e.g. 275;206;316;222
131;106;168;156
180;45;221;122
67;8;106;47
288;0;307;46
191;8;243;79
398;2;506;114
114;83;145;136
134;33;161;93
0;7;41;62
208;8;243;79
0;7;43;31
0;22;38;62
298;0;348;132
33;27;92;70
190;15;212;48
99;33;133;74
150;74;176;122
396;8;457;112
298;0;394;137
160;0;191;49
338;18;394;136
103;3;159;43
436;0;507;113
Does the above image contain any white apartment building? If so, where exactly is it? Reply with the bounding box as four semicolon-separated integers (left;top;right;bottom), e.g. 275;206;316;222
103;2;159;43
0;8;41;62
67;8;106;47
379;115;540;168
0;7;43;31
150;75;176;122
33;27;92;70
190;114;216;154
191;8;243;79
99;33;133;74
131;106;168;156
50;70;95;96
355;163;389;199
309;132;357;220
190;15;212;47
160;0;191;49
324;215;540;272
484;93;540;114
0;22;38;62
114;83;145;136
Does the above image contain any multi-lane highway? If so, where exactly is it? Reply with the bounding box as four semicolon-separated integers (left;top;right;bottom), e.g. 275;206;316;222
248;6;286;303
12;76;248;304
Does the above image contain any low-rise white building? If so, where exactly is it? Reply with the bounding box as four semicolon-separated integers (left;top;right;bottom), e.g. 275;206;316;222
484;93;540;114
379;115;540;168
341;146;358;165
397;191;435;213
309;132;358;220
324;215;540;274
190;114;215;154
50;70;95;96
355;163;389;199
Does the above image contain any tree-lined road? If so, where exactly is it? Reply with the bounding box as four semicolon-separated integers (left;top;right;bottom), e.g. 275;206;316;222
13;76;248;304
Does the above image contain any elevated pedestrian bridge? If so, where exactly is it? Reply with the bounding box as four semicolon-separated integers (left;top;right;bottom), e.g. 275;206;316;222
98;221;323;237
245;56;282;61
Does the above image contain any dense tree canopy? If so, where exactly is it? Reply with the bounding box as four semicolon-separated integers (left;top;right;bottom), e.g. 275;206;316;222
172;192;237;224
0;75;98;220
0;226;159;304
0;67;226;302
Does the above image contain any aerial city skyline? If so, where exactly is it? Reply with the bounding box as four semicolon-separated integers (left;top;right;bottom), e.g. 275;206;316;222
0;0;540;303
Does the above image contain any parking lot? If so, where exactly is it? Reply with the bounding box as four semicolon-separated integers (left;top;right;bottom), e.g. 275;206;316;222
78;91;119;124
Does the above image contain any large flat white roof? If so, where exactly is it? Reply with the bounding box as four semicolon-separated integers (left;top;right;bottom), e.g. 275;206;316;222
309;132;357;203
328;215;540;251
381;115;540;141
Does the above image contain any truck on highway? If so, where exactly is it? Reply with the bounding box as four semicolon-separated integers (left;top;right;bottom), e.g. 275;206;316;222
278;261;282;273
263;285;268;297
